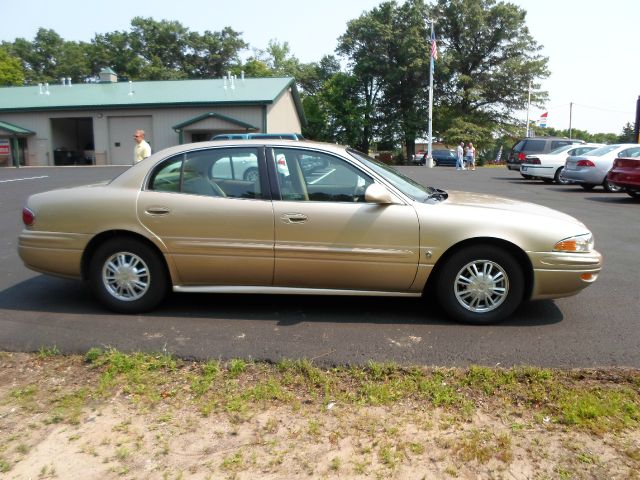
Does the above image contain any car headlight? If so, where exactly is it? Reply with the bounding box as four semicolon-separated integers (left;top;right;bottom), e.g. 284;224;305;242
553;233;594;253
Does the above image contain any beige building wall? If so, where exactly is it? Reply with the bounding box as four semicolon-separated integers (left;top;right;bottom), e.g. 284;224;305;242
0;104;269;166
266;89;302;133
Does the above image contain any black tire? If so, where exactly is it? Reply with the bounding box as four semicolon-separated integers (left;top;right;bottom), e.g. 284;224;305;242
89;238;169;313
627;191;640;199
581;184;595;191
435;245;525;324
554;167;571;185
602;178;623;193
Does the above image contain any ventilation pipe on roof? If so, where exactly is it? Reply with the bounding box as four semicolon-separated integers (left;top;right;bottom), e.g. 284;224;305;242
61;77;66;86
128;80;134;96
38;83;43;95
44;83;50;95
67;77;72;87
241;71;245;82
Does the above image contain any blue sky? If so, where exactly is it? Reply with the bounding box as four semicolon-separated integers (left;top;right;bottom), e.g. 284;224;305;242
2;0;638;134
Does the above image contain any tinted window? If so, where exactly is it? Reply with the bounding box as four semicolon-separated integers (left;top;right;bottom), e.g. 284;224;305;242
550;140;575;150
274;148;373;202
148;148;263;199
523;140;546;152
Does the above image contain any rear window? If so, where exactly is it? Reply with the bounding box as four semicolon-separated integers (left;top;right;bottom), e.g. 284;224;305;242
521;140;546;152
618;147;640;158
550;140;577;150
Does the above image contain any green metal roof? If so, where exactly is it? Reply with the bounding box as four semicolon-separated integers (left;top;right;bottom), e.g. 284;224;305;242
0;77;301;114
0;120;35;136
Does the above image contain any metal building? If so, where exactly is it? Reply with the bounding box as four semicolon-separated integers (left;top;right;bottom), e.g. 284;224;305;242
0;71;304;167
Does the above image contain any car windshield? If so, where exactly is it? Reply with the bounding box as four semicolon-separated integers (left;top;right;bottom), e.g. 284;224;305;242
586;145;620;156
347;149;437;202
549;144;574;155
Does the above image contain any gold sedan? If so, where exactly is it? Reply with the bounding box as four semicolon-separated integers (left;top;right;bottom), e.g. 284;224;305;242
18;140;602;324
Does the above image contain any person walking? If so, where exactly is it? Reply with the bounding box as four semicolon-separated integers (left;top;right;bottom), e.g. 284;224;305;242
456;141;465;170
133;129;151;163
465;142;476;170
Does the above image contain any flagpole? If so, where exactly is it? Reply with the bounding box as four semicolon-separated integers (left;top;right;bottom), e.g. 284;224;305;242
426;19;435;168
525;81;531;137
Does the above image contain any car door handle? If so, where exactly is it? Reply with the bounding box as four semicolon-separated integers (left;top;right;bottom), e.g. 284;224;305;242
145;206;171;216
280;213;308;224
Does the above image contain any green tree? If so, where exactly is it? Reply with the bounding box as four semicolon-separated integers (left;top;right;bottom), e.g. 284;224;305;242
337;2;394;152
432;0;550;144
618;122;637;143
0;46;24;86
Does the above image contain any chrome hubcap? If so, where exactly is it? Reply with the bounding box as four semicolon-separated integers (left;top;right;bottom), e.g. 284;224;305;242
454;260;509;313
102;252;150;301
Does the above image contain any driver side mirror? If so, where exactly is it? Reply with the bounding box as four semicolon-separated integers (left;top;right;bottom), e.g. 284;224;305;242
365;183;395;204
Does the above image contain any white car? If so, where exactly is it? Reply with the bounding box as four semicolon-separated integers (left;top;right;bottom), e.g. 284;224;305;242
520;143;603;184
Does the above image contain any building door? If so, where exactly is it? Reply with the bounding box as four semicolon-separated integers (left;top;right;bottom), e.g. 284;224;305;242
108;116;152;165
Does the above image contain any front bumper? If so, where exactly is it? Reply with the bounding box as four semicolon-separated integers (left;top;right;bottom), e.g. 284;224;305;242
528;250;603;300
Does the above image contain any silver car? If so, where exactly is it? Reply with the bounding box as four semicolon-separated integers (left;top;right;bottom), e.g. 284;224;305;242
562;144;639;192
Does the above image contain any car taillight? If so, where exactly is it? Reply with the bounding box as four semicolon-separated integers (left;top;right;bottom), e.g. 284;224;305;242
22;207;35;226
528;158;541;165
517;152;526;161
576;160;595;167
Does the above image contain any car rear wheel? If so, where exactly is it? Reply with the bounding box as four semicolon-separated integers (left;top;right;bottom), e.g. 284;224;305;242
89;238;168;313
243;168;259;182
602;178;623;193
555;167;571;185
627;191;640;199
436;246;524;324
581;184;595;191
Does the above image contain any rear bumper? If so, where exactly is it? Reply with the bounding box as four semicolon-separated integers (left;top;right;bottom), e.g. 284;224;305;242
18;230;88;279
520;165;554;179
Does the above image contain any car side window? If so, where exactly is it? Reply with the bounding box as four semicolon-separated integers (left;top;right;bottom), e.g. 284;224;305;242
148;156;183;192
148;148;263;199
273;148;373;202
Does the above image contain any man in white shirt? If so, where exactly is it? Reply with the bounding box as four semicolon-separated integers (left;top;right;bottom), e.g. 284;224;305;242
133;130;151;163
456;141;465;170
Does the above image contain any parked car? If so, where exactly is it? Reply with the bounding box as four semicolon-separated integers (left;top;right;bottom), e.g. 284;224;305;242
411;149;457;166
520;143;603;184
18;140;602;324
211;132;304;141
507;137;585;172
606;146;640;198
562;143;639;192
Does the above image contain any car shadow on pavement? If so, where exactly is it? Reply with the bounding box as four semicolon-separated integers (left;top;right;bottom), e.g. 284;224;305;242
0;275;564;327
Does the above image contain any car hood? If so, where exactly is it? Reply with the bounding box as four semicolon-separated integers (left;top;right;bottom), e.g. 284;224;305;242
440;190;584;225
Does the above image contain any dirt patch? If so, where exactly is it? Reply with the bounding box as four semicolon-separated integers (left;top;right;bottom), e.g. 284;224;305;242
1;351;639;479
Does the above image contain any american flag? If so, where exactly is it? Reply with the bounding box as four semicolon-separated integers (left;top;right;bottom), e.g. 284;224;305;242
430;30;438;61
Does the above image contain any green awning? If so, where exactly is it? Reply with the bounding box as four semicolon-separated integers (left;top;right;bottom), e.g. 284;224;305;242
172;112;258;131
0;120;35;136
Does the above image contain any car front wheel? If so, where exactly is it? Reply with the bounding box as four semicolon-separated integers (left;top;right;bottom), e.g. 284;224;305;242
436;246;524;324
89;238;168;313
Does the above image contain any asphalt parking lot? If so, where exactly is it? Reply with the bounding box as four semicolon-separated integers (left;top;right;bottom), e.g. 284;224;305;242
0;164;638;368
